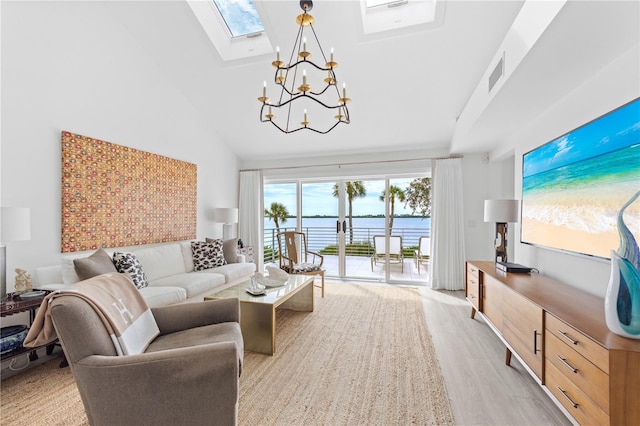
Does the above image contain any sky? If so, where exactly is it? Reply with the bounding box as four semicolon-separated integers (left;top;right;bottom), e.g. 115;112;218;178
523;98;640;178
264;178;418;217
213;0;264;37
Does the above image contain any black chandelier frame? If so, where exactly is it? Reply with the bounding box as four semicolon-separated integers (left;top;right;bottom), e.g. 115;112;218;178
258;0;351;134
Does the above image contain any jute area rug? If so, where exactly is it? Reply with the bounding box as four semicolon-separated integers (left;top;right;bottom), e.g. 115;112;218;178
1;282;454;425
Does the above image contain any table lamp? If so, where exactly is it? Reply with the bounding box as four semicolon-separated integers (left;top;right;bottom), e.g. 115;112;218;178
1;207;31;300
215;208;238;240
484;199;519;263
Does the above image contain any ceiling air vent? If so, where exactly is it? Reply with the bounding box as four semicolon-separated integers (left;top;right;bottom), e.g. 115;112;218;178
488;53;505;93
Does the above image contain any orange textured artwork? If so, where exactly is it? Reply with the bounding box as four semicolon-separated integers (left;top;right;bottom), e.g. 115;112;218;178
61;131;197;252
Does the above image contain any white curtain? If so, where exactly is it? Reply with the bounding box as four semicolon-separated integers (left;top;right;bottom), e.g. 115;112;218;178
239;170;264;273
429;158;466;290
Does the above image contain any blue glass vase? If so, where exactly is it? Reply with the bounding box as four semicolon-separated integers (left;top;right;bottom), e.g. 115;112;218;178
604;191;640;339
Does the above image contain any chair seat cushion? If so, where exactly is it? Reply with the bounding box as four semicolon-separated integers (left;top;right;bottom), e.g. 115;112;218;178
146;322;244;372
293;263;321;273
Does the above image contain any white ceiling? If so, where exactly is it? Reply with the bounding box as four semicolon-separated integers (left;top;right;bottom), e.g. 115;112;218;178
110;0;639;162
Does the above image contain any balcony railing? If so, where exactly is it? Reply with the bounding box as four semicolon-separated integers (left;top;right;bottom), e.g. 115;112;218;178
263;226;430;264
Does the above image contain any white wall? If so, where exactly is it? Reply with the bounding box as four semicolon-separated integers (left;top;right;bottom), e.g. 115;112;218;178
461;154;498;262
508;45;640;297
0;1;239;293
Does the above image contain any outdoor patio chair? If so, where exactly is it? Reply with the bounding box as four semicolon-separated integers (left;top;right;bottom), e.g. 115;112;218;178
414;236;431;273
371;235;404;272
277;231;325;297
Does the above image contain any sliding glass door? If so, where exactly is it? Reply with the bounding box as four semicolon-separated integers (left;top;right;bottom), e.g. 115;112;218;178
301;181;343;277
264;175;431;284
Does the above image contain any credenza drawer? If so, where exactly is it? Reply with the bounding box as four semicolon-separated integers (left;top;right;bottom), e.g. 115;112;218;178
546;361;609;426
467;263;479;279
466;264;481;311
545;330;609;414
546;313;609;374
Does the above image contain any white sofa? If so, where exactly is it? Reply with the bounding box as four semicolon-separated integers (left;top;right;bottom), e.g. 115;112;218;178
34;241;256;307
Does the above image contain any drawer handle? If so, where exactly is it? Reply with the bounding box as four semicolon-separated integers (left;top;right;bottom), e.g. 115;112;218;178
558;330;579;345
557;387;579;408
533;329;540;354
556;355;579;373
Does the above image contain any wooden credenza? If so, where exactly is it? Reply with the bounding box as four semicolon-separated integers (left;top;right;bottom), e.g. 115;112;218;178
465;261;640;425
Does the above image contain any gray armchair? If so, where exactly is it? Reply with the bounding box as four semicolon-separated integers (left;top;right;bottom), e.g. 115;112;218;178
50;296;244;426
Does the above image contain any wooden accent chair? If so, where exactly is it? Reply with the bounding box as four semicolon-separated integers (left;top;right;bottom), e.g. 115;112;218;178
277;231;325;297
414;236;431;273
371;235;404;272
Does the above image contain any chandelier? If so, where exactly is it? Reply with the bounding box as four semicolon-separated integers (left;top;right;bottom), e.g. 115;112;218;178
257;0;351;134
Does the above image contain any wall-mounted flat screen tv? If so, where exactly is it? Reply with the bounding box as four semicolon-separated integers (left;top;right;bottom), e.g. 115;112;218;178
521;97;640;260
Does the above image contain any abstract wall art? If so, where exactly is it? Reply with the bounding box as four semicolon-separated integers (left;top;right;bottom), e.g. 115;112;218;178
61;131;197;252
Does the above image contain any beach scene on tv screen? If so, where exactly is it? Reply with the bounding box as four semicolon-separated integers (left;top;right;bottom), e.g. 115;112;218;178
522;99;640;259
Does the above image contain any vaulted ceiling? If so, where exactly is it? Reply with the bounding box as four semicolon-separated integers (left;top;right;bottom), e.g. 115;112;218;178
109;1;639;162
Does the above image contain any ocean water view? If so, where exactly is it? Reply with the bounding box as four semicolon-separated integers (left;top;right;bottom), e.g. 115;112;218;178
522;144;639;259
264;216;431;252
522;144;639;234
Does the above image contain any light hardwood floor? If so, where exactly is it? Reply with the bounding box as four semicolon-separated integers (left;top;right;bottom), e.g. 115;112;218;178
2;282;573;425
419;287;571;426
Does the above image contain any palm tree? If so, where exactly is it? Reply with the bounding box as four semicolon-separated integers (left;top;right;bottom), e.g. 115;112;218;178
264;202;289;233
379;185;406;232
333;181;367;244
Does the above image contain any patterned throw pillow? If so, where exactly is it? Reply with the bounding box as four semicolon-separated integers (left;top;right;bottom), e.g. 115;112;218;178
112;252;149;289
191;240;226;271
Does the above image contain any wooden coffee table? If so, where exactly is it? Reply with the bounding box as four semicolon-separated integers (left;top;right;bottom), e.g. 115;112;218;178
205;275;314;355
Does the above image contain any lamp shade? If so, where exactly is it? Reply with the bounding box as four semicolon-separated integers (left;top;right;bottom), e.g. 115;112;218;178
215;208;238;224
484;200;519;223
1;207;31;242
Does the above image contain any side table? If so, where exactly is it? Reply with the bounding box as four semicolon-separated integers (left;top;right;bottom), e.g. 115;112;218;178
1;292;56;369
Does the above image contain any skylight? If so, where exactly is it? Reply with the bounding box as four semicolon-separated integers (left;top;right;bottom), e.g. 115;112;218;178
366;0;407;8
187;0;273;61
360;0;445;35
212;0;264;38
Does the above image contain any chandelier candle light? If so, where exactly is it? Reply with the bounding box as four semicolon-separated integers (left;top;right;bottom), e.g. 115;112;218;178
258;0;351;134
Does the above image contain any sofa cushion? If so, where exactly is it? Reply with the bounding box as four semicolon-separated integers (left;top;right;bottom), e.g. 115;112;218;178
207;238;238;264
197;263;256;283
73;248;117;281
222;238;238;263
180;241;195;272
61;258;81;284
138;286;187;308
149;272;225;299
131;243;186;282
112;252;148;289
191;240;226;271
